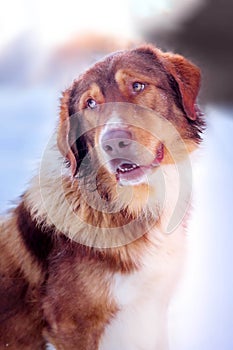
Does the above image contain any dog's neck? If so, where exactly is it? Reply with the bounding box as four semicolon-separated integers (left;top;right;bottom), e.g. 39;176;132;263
23;144;191;259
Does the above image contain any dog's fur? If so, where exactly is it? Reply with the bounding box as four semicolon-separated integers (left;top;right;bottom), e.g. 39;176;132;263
0;45;204;349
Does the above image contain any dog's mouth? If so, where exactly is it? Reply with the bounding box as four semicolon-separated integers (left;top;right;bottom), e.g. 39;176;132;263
109;143;164;185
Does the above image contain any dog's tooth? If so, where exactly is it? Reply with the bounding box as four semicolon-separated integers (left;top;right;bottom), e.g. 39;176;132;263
118;163;139;173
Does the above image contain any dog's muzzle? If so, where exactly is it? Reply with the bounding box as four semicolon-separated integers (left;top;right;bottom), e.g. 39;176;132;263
100;127;164;185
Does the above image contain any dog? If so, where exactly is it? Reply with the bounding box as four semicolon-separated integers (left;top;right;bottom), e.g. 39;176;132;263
0;44;204;349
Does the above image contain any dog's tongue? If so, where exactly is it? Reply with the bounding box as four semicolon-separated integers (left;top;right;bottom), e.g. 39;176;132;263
109;144;164;184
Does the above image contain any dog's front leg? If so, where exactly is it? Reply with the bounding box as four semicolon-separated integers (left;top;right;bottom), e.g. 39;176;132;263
42;301;115;350
43;325;102;350
41;261;116;350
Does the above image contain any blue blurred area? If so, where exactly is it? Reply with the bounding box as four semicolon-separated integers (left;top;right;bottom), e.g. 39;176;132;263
170;107;233;350
0;86;57;209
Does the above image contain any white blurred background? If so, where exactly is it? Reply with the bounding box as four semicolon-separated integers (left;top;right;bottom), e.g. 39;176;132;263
0;0;233;349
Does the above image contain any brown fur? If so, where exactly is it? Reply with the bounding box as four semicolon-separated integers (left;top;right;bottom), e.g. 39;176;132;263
0;44;204;349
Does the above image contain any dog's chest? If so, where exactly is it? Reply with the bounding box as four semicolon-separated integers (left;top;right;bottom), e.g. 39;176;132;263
99;252;172;350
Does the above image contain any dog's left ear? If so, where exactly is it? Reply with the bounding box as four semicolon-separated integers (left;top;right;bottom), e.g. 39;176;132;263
57;89;77;176
160;51;201;121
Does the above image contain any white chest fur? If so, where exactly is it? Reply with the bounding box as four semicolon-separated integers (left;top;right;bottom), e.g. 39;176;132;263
100;276;168;350
100;231;185;350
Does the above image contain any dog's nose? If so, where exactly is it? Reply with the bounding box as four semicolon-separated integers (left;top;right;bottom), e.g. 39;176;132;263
101;129;132;156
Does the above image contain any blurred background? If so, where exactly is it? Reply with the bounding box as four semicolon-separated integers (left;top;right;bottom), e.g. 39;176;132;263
0;0;233;349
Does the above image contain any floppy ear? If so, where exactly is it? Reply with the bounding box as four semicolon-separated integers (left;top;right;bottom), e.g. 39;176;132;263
160;52;201;120
57;89;77;176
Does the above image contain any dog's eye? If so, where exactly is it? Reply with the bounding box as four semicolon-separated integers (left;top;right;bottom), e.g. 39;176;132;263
87;99;97;109
132;82;145;92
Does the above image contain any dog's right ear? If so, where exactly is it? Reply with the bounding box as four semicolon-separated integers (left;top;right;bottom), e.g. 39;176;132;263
57;89;77;176
159;51;201;121
134;45;201;121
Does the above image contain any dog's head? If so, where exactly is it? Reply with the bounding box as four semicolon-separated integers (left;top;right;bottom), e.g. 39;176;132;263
56;45;204;218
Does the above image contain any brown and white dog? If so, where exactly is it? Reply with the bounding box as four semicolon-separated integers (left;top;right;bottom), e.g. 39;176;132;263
0;45;204;349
